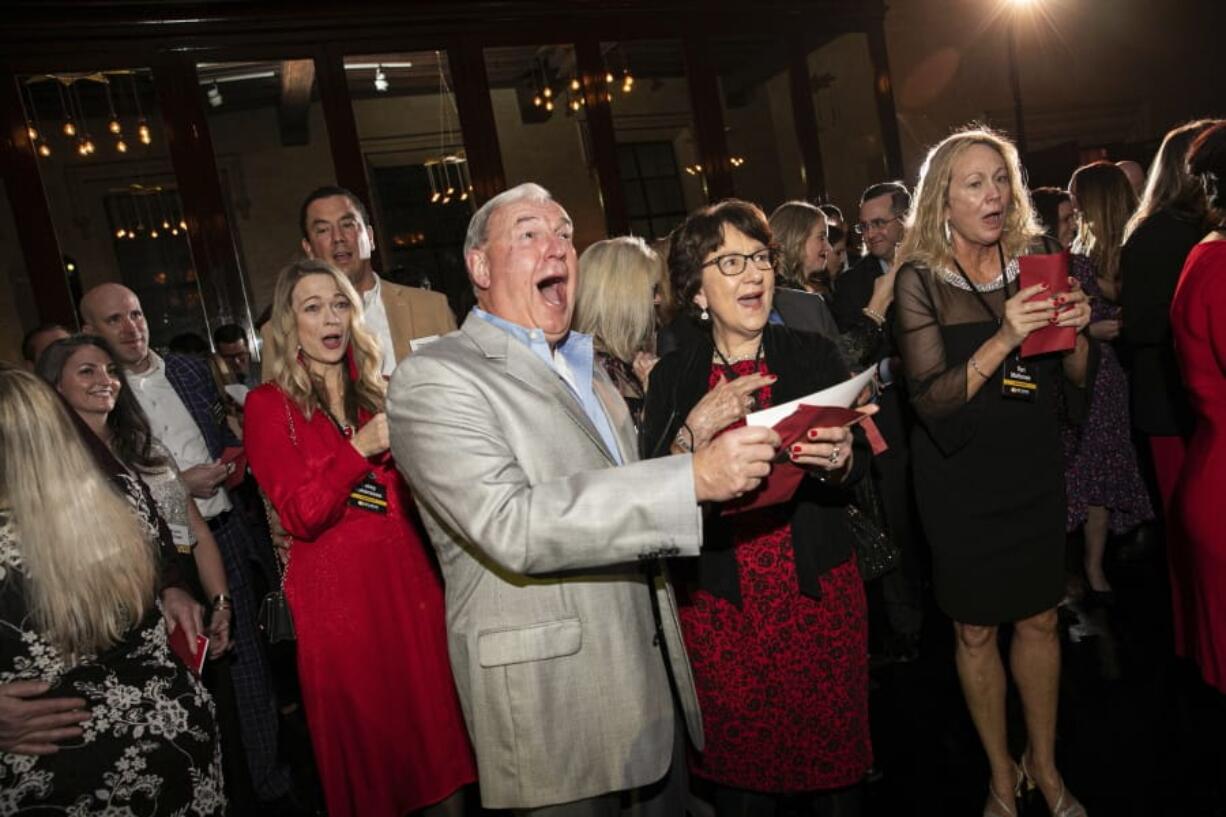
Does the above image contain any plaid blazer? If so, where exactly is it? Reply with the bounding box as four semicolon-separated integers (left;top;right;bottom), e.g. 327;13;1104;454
162;353;240;459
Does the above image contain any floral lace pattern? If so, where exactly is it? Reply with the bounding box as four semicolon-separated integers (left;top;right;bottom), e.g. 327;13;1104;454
0;515;224;815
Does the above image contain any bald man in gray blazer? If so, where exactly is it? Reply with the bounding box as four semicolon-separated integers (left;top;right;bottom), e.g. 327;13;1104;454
387;183;778;815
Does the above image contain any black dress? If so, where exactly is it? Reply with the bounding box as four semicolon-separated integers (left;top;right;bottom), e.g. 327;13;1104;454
0;513;225;814
894;258;1085;625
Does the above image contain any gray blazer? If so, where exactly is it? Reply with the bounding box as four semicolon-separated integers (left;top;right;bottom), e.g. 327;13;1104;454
387;314;704;810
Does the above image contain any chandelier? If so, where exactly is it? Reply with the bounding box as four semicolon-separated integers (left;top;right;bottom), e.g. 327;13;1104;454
23;71;153;159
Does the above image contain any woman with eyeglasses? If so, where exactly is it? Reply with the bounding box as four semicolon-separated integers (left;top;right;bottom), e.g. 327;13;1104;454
643;200;873;816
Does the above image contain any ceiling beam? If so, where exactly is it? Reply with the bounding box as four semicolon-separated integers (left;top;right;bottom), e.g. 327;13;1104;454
277;58;314;146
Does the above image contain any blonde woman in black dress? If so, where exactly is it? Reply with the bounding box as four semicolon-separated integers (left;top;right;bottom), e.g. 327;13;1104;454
894;127;1092;817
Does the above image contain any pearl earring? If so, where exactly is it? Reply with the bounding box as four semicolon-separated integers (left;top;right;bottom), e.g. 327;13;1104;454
700;308;709;321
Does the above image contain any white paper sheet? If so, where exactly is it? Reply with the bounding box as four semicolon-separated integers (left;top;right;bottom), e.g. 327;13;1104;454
224;383;249;407
745;367;876;428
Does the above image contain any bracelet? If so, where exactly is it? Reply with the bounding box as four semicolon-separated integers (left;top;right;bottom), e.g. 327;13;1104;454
968;356;989;379
862;307;886;326
673;423;695;453
211;593;232;611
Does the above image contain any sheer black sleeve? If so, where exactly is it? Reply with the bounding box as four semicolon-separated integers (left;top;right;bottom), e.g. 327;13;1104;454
894;263;988;455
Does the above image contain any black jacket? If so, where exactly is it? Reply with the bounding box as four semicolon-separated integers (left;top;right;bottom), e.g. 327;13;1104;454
642;324;867;605
1119;209;1200;436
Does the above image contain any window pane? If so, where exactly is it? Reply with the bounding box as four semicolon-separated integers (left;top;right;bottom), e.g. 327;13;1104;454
197;59;335;322
601;39;705;212
20;67;208;349
808;34;888;215
346;50;474;317
713;34;806;211
484;44;606;249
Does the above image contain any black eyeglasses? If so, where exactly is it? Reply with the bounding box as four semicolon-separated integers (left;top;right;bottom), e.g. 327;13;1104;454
702;248;775;277
852;215;901;236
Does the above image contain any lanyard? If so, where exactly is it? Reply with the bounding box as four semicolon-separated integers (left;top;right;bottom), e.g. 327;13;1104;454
951;243;1011;325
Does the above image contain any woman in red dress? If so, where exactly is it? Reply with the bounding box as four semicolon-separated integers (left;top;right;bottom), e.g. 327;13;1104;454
1171;123;1226;695
644;200;872;816
245;259;475;817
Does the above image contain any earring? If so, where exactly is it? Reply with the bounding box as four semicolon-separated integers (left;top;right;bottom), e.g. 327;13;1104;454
943;219;952;243
700;308;709;321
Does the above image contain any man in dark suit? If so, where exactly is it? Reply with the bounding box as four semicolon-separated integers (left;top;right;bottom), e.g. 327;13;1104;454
831;182;925;660
80;282;294;809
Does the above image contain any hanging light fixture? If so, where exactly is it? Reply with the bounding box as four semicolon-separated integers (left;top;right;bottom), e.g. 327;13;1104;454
373;65;389;93
206;82;223;108
23;83;52;157
104;77;123;134
57;82;77;136
131;73;152;146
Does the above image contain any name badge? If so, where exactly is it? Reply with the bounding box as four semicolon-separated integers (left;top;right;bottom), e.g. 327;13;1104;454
1001;355;1037;402
168;523;194;554
348;473;388;514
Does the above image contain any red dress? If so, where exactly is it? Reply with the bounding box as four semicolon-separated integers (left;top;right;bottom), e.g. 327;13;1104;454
245;384;476;816
1171;240;1226;693
679;360;871;792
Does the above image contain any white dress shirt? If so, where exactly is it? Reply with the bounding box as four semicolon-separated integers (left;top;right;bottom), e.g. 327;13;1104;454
126;351;232;519
361;274;398;377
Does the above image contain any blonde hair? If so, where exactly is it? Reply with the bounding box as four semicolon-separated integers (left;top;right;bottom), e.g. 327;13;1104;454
899;125;1043;271
769;201;827;290
574;236;660;363
1124;119;1219;242
264;259;386;419
1070;162;1138;290
0;365;155;663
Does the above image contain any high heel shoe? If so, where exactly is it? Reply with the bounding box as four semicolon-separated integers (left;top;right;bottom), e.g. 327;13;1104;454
983;763;1024;817
1020;755;1087;817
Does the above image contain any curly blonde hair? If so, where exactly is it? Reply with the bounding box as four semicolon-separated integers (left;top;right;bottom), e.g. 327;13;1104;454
898;125;1043;271
264;259;385;419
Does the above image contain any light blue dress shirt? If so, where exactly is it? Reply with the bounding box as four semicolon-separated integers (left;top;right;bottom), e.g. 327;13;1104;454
473;308;624;464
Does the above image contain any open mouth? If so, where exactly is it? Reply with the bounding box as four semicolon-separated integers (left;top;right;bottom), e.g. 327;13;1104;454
536;274;568;308
982;210;1003;228
332;250;352;265
321;332;344;351
738;290;765;309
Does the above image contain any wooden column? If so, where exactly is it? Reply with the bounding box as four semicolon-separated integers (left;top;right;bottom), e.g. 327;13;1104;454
786;27;827;201
0;68;76;327
575;37;628;237
449;37;505;206
682;32;734;202
151;54;248;330
865;12;905;180
315;48;374;212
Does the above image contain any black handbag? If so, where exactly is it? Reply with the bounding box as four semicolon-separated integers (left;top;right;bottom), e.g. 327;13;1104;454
257;393;298;644
848;481;900;581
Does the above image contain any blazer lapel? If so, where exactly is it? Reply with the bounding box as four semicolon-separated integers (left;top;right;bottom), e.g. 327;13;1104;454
380;284;412;363
463;316;616;465
592;368;636;463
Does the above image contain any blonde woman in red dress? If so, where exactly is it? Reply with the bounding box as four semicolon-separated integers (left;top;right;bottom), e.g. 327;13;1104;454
246;259;475;817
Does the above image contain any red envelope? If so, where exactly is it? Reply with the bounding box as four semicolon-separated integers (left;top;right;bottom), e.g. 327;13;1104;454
219;446;246;490
721;405;867;515
168;627;209;676
1019;252;1076;358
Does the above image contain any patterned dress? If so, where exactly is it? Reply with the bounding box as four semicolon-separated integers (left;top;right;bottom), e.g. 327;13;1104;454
0;515;224;815
679;359;871;792
1062;254;1154;533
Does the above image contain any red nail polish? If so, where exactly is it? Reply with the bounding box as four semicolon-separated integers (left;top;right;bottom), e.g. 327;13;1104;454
1041;283;1049;290
807;429;818;440
792;445;802;454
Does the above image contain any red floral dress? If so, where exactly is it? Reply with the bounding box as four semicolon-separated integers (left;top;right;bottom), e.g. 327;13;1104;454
679;359;872;791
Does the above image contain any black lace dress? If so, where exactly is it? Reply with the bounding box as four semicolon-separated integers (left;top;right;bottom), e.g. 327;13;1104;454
895;258;1086;624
